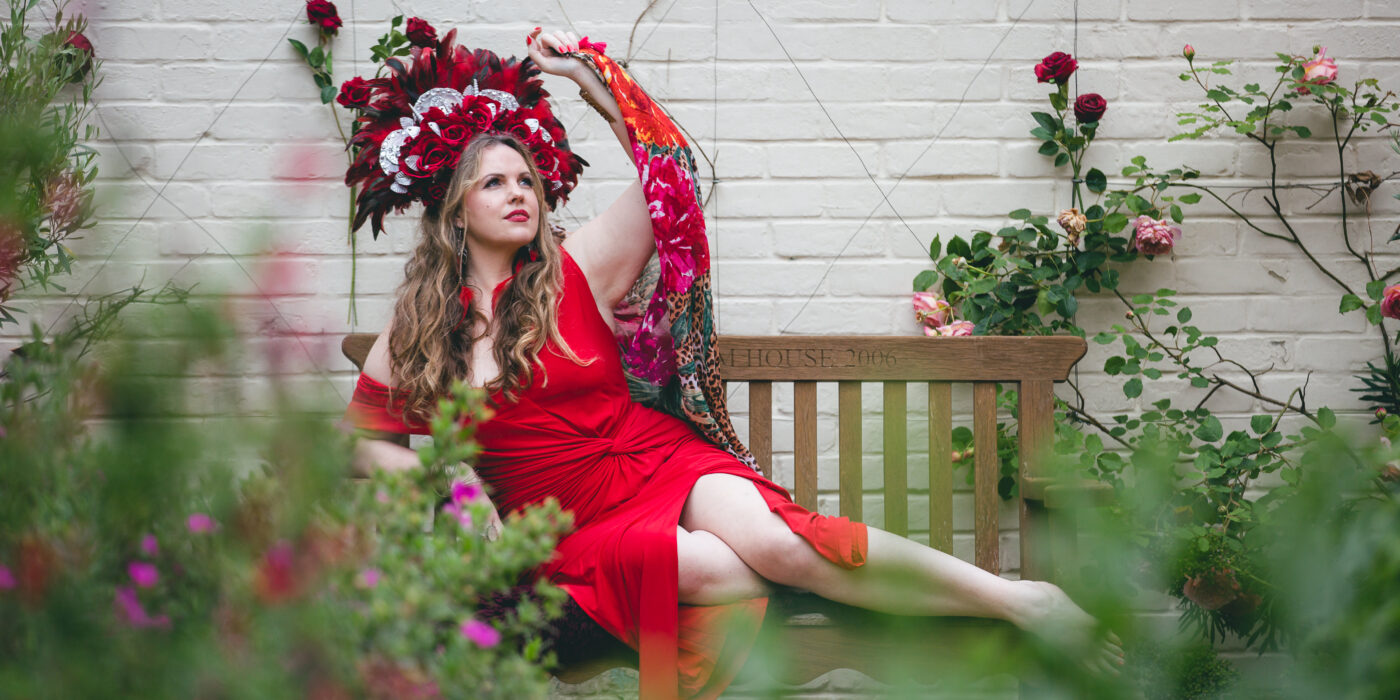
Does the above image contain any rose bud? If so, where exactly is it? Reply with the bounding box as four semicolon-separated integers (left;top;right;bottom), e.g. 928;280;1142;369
1183;44;1195;61
1073;93;1108;124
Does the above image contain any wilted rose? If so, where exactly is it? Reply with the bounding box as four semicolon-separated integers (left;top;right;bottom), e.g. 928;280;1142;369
1073;93;1107;123
1057;207;1087;245
1380;284;1400;320
1132;215;1181;256
305;0;342;35
1035;52;1078;85
405;17;438;48
1182;568;1241;611
934;320;975;337
1296;47;1338;95
912;291;952;329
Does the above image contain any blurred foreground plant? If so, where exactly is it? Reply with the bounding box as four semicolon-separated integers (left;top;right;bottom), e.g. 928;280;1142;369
0;300;569;698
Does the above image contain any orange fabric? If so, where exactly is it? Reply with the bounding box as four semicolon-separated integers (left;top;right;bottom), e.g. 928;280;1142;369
344;251;869;698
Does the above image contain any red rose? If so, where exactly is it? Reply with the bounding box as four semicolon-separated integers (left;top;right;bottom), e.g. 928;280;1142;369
426;179;449;205
405;17;438;48
335;77;374;109
1035;51;1077;85
305;0;342;35
1073;93;1107;123
459;97;497;131
51;30;95;83
400;134;454;179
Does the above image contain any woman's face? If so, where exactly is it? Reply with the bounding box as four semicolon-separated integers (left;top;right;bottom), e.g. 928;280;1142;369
455;144;540;256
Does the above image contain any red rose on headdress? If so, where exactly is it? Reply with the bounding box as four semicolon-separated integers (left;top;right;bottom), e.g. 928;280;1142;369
426;179;449;204
459;97;498;132
1035;52;1077;85
305;0;342;35
336;77;374;109
405;18;438;48
436;120;472;149
1073;93;1107;123
401;134;455;179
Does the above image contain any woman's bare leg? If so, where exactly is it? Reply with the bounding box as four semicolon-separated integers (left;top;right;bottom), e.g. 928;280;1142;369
679;473;1123;671
676;525;771;605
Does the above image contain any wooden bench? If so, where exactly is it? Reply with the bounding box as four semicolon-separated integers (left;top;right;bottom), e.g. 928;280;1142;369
341;333;1103;689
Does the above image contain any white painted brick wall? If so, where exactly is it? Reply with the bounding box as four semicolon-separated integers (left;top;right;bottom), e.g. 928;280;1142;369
9;1;1400;695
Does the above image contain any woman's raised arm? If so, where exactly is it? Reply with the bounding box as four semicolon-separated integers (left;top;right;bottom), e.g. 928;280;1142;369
527;28;653;312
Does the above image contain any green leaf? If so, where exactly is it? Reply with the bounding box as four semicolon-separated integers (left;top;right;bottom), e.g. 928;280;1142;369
1177;308;1192;322
320;84;336;104
1085;168;1106;194
1170;204;1184;223
1009;209;1032;221
928;235;943;261
1317;406;1336;430
1292;125;1312;138
1339;294;1364;313
1178;193;1202;204
1105;356;1125;375
1366;279;1386;301
309;45;325;69
1103;212;1129;232
1250;414;1272;435
913;270;938;292
1367;304;1383;325
1194;415;1224;442
1190;375;1210;388
392;14;404;27
288;38;310;61
1123;377;1142;398
1038;141;1059;156
1054;152;1070;168
1032;111;1060;133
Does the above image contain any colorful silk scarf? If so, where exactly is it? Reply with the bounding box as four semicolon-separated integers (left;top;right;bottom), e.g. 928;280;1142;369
575;44;758;474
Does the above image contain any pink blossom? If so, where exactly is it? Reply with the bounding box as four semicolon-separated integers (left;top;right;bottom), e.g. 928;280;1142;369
1297;47;1338;94
1183;44;1195;61
375;489;390;504
440;502;473;530
128;562;159;588
460;618;501;647
139;534;159;557
451;481;483;506
1132;215;1181;256
114;586;171;629
912;292;952;330
0;565;14;590
186;513;217;534
934;320;975;337
1381;284;1400;320
356;568;381;589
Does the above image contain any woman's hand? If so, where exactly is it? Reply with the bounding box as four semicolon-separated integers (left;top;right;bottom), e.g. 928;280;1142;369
526;27;583;80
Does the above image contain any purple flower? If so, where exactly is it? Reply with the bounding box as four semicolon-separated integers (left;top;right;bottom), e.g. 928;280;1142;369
451;481;483;505
128;562;159;588
139;534;159;557
460;618;501;647
0;565;14;590
186;513;216;534
114;586;171;629
356;568;381;589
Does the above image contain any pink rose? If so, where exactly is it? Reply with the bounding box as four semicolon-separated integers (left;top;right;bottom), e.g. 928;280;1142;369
934;320;975;337
1183;44;1195;61
1132;215;1181;256
1296;47;1337;94
912;292;952;329
1381;283;1400;320
460;618;501;647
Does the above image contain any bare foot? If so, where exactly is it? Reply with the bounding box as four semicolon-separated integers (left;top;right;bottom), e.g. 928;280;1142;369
1014;580;1124;676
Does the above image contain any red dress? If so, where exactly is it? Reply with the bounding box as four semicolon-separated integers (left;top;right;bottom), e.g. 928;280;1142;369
347;251;868;699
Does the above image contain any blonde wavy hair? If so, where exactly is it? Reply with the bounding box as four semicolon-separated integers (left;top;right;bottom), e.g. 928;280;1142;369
387;132;590;419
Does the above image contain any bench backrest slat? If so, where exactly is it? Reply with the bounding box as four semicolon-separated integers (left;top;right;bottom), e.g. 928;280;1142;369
883;382;909;537
929;382;954;554
973;382;1001;574
837;382;862;522
794;381;819;511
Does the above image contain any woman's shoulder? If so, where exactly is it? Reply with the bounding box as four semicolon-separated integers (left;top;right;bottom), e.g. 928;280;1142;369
361;315;395;386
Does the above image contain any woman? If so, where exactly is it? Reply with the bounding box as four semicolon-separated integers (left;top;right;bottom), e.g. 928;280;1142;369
344;27;1123;699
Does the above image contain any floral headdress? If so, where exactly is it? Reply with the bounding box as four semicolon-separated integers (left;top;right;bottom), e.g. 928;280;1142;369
341;28;586;235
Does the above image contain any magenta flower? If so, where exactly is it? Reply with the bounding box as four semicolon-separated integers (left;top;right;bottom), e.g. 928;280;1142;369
1380;283;1400;320
460;618;501;647
1296;47;1338;95
114;586;171;629
1132;215;1182;256
440;502;473;530
356;568;381;589
0;565;14;590
139;534;159;557
186;513;216;533
128;562;159;588
451;481;483;506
